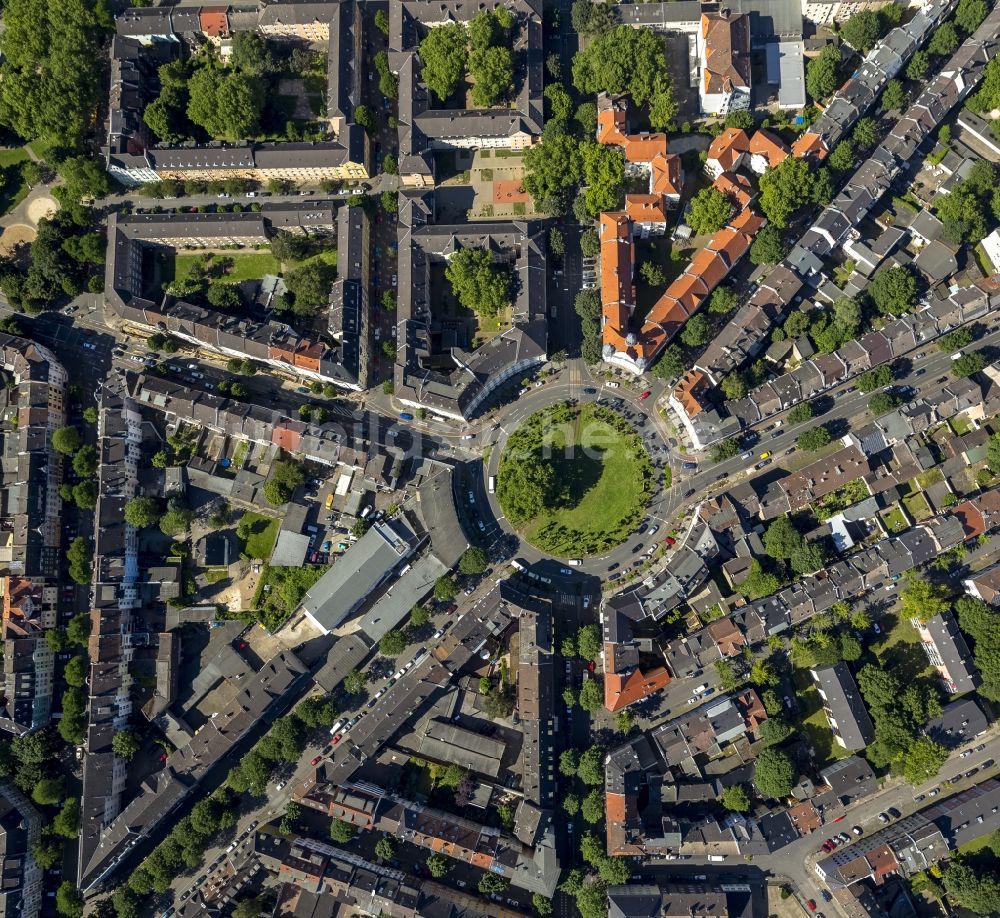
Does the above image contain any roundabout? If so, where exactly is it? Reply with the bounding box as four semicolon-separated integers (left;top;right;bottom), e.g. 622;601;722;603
494;400;656;559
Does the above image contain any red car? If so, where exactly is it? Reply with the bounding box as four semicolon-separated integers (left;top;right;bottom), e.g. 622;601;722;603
639;390;651;400
332;733;344;745
833;815;846;823
310;756;322;766
586;660;595;672
664;536;676;546
806;901;817;912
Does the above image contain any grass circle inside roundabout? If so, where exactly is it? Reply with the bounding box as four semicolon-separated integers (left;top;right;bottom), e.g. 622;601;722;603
495;401;655;558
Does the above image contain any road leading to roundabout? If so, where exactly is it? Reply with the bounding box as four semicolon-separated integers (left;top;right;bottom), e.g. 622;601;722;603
493;401;655;559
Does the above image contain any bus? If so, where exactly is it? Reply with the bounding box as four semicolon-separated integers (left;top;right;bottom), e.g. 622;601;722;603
488;476;496;493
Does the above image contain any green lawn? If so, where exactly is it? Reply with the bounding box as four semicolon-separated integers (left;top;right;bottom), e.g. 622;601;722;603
204;568;229;584
238;511;280;561
881;505;910;534
165;252;281;286
791;667;852;766
231;440;249;470
499;403;653;557
951;415;973;436
872;612;934;684
903;491;932;521
288;248;338;271
0;147;34;217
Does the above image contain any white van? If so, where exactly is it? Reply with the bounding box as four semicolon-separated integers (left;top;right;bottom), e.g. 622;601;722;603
708;855;726;862
511;559;527;572
692;684;708;695
488;476;496;493
568;559;583;566
329;719;345;736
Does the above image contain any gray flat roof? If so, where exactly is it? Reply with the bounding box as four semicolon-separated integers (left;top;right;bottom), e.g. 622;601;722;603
301;519;418;633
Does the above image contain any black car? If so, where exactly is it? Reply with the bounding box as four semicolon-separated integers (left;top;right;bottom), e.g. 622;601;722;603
716;472;728;480
685;488;696;497
583;387;597;394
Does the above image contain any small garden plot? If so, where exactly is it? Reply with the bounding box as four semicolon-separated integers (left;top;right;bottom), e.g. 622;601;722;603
880;505;910;534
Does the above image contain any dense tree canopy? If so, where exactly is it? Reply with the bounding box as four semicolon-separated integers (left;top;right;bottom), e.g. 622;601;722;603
754;747;796;798
572;26;677;129
750;224;785;265
187;66;265;141
445;247;511;317
581;142;624;216
687;187;733;235
759;157;814;228
419;23;468;101
522;135;584;207
956;596;1000;701
0;0;111;150
806;44;842;101
869;265;917;316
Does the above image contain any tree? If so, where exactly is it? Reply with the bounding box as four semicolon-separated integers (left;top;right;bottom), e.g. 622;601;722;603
710;438;740;462
67;613;90;648
651;344;686;380
578;679;603;712
548;227;566;258
375;9;390;33
857;365;893;393
445;247;510;317
680;314;711;348
868;391;901;415
31;776;64;805
687;186;733;235
791;542;826;575
72;445;98;477
410;604;432;628
577;746;605;785
787;402;813;424
297;695;338;730
72;481;97;510
807;43;841;100
943;860;1000;915
750;224;785;265
64;654;88;688
419;23;468;101
721;784;751;812
750;659;779;687
58;158;110;203
459;547;488;575
32;837;63;870
840;10;881;52
758;717;795;746
708;286;738;314
559;748;580;776
533;894;554;916
572;0;617;35
232;899;262;918
764;516;803;560
581;788;605;824
581;142;625;216
343;669;368;695
743;559;781;600
479;874;509;894
159;505;194;537
52;426;81;455
640;261;666;286
427;853;451;877
523;135;584;204
330;819;357;843
956;0;988;33
56;883;84;918
379;630;407;657
434;575;459;602
899;575;951;623
759;157;813;228
375;836;396;861
563;792;581;816
952;351;988;377
207;283;241;309
124;496;160;529
754;747;796;799
828;140;855;174
852;117;879;150
263;459;305;505
715;659;741;692
283;261;335;315
187;68;264;140
721;374;747;400
580;228;600;258
928;21;959;57
471;45;514;107
797;425;832;451
901;735;948;784
615;709;635;734
52;798;80;839
112;730;141;761
577;624;602;660
869;265;917;316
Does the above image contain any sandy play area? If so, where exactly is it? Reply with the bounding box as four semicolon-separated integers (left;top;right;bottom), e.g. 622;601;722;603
0;224;35;256
25;195;58;225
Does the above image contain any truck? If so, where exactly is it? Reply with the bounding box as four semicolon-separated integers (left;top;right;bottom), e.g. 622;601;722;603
488;475;496;493
325;493;334;511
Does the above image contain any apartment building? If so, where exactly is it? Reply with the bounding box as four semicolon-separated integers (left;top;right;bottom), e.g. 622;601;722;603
77;380;144;890
0;578;57;735
811;664;875;752
389;0;544;187
105;3;368;187
699;10;752;116
912;612;980;695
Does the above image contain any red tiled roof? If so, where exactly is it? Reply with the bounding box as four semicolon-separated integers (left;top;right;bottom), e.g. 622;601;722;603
749;129;791;168
707;128;751;170
604;666;671;711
